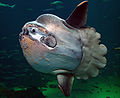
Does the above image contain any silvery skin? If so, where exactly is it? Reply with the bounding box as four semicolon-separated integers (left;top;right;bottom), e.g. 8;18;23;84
19;1;107;96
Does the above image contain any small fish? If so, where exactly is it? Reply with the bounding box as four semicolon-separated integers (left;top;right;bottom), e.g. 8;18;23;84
56;5;64;9
50;1;63;5
1;36;7;40
0;50;7;54
113;47;120;50
8;54;13;59
0;2;15;8
42;8;55;12
26;8;33;11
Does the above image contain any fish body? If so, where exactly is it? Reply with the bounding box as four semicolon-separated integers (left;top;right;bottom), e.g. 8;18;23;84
42;8;55;12
114;47;120;50
50;1;63;5
0;2;15;8
19;1;107;96
19;16;82;73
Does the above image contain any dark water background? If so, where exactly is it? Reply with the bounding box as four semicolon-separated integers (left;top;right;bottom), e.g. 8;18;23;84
0;0;120;97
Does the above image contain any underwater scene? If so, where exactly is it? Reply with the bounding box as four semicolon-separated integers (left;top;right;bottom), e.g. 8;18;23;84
0;0;120;98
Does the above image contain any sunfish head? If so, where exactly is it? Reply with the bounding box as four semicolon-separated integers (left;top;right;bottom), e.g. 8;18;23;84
19;14;83;73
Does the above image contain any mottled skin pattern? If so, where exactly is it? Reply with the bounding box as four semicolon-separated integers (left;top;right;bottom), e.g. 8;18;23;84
19;15;83;73
19;1;107;96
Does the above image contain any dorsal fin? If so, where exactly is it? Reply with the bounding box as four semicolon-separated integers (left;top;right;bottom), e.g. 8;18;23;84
66;0;88;29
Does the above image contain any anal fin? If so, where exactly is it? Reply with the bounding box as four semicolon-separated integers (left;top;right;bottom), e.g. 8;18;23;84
57;73;74;96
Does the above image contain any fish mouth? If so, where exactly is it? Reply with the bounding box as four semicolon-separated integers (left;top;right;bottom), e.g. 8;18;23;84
19;23;57;49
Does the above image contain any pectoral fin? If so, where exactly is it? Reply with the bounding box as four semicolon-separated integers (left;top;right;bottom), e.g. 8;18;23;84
57;73;74;96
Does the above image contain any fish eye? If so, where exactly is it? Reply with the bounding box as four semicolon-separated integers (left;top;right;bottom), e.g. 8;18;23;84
32;29;35;32
31;28;36;34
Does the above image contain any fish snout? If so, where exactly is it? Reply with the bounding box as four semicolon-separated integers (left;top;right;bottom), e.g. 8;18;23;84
23;28;29;35
19;28;29;41
19;33;23;41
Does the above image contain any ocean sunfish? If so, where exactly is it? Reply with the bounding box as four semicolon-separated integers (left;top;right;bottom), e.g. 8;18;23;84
19;0;107;96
